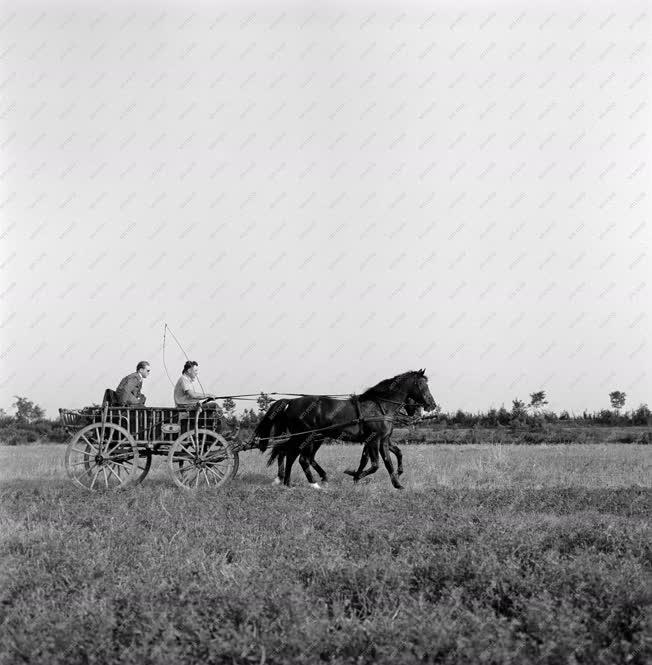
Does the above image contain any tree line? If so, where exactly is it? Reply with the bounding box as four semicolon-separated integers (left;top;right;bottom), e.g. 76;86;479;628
433;391;650;429
0;390;650;445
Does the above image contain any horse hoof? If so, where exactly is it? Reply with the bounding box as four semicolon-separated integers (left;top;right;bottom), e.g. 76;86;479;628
343;469;356;476
309;482;321;490
272;477;282;485
393;483;405;490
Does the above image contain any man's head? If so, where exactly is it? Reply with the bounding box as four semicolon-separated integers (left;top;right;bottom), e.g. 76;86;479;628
137;361;150;379
183;360;199;380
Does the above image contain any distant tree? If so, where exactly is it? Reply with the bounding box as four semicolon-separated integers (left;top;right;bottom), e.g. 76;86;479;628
257;392;273;415
240;408;258;428
12;396;45;425
497;406;511;426
632;403;651;426
222;396;237;427
453;409;471;426
528;391;548;415
597;409;615;425
485;408;499;427
222;397;235;414
0;407;12;426
609;390;626;414
511;399;527;419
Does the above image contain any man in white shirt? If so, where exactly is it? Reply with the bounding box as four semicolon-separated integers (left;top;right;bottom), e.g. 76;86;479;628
174;360;218;408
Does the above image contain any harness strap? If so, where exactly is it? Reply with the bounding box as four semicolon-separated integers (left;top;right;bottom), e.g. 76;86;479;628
255;415;395;443
353;394;363;426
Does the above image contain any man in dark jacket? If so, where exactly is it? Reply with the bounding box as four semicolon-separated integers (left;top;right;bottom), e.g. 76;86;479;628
116;361;149;406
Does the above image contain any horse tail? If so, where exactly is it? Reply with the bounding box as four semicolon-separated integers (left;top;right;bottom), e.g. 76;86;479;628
254;398;289;452
266;437;292;467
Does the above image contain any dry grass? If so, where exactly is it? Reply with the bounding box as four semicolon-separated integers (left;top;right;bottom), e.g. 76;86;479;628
0;443;650;664
1;442;649;489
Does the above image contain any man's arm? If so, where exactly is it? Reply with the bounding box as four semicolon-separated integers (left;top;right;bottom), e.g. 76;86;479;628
120;374;145;405
181;375;213;400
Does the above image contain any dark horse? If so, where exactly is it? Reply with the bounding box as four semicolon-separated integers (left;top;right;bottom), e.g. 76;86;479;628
260;397;422;488
254;370;436;489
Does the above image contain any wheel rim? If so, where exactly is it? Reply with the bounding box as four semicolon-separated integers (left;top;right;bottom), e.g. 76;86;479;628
168;429;238;490
65;423;138;491
135;451;152;484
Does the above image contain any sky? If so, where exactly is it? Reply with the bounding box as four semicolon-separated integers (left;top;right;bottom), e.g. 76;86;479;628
0;0;650;417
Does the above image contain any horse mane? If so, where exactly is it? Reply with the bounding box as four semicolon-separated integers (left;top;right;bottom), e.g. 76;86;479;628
359;370;422;400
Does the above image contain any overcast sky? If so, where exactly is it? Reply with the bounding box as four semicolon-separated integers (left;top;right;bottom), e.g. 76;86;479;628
0;0;649;417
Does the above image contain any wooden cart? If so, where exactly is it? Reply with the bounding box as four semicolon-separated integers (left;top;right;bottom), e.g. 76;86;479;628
59;399;249;491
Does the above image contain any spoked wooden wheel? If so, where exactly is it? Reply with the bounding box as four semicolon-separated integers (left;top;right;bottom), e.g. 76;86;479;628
168;429;239;490
65;423;139;491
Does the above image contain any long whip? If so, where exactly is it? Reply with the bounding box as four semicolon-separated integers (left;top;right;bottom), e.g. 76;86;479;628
162;322;208;396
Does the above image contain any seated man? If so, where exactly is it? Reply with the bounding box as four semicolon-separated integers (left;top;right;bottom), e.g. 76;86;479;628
116;361;149;406
174;360;219;409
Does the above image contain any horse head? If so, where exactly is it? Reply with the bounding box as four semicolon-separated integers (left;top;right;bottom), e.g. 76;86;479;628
409;369;437;411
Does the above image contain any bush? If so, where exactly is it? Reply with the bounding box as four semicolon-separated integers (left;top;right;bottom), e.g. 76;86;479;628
616;433;635;444
483;408;499;427
0;417;69;445
497;406;511;426
632;404;651;426
635;431;652;444
0;426;39;445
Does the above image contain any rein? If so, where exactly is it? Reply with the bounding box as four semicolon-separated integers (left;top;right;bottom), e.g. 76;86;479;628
254;415;398;443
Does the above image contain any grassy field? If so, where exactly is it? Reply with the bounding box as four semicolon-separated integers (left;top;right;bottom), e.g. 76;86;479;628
1;443;650;664
393;424;652;446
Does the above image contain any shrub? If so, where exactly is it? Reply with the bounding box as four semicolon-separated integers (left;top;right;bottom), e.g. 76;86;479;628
497;406;511;426
632;404;651;426
0;426;39;445
635;431;652;444
616;433;635;444
0;417;69;445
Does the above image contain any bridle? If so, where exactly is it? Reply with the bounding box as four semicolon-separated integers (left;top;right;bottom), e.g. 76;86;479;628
370;375;431;415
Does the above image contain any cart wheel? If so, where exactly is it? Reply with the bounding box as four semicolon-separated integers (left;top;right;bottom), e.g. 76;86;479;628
65;423;139;491
168;429;239;490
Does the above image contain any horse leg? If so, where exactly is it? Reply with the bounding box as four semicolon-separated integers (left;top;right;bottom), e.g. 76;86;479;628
354;437;381;482
307;439;327;484
299;454;321;488
344;444;369;480
274;454;284;485
281;433;309;487
269;420;287;485
310;457;328;484
389;441;403;476
380;437;403;489
283;449;299;487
